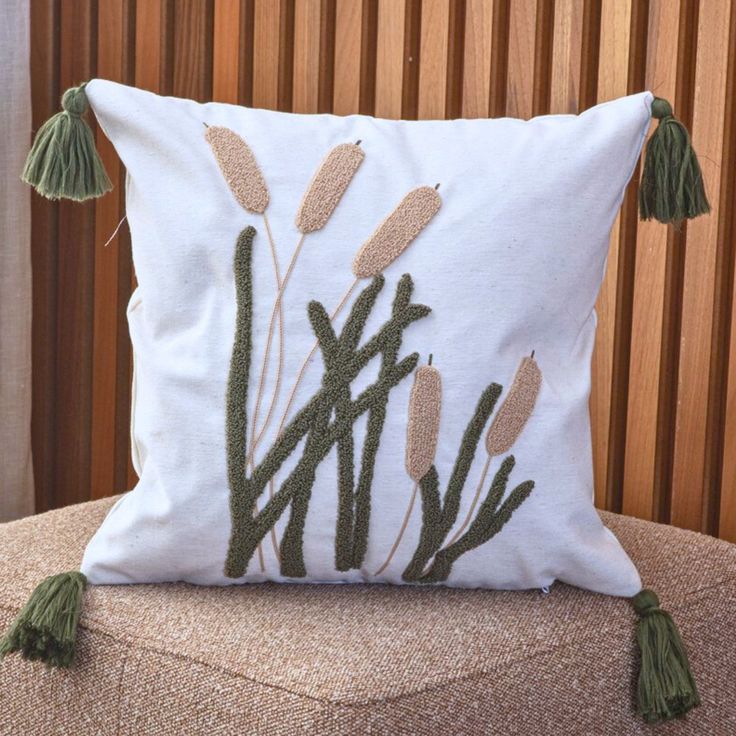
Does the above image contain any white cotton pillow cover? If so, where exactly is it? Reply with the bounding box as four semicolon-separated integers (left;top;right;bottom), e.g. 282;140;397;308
81;80;652;597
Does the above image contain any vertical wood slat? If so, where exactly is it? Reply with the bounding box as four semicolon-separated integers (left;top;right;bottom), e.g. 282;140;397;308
333;0;363;114
374;0;406;119
670;0;731;531
590;0;632;510
549;0;583;115
417;0;450;118
621;0;679;522
27;0;736;543
91;0;128;500
213;0;242;103
55;1;97;508
718;0;736;543
29;0;60;513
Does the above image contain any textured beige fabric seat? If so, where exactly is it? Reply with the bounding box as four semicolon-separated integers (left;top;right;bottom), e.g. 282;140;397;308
1;497;735;735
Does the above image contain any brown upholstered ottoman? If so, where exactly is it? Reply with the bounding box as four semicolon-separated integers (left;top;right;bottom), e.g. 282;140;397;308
1;497;734;735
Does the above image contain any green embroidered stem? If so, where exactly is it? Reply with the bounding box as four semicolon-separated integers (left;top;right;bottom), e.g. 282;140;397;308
420;457;534;583
224;226;257;579
639;97;710;225
22;84;112;201
0;572;87;668
240;354;420;575
279;407;332;577
224;272;429;578
633;589;700;723
305;300;356;572
402;383;502;582
351;275;414;569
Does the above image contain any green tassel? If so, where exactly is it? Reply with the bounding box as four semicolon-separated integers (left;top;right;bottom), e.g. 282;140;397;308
639;97;710;225
21;83;112;201
0;572;87;668
633;589;700;723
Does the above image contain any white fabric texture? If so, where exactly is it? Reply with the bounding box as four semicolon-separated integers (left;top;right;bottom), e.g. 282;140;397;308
82;80;652;596
0;0;34;522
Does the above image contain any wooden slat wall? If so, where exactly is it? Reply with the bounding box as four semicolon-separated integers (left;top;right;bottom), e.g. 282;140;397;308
29;0;736;542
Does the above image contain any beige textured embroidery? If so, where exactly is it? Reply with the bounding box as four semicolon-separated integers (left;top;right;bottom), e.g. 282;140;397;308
296;143;365;233
375;360;442;576
443;354;542;549
405;365;442;482
205;126;269;213
485;355;541;457
352;186;442;278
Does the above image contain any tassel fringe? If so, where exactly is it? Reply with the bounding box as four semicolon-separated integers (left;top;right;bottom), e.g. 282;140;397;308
0;572;87;668
633;589;700;723
639;97;710;225
21;83;112;201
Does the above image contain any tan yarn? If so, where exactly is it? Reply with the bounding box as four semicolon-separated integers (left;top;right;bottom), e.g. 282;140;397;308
352;186;441;278
405;365;442;482
486;355;542;457
296;143;365;233
205;126;269;213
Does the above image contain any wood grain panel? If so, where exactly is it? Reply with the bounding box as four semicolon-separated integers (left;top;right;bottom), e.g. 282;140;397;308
621;0;679;522
374;0;406;118
590;0;631;510
55;1;96;508
213;0;242;103
333;0;363;114
417;0;450;118
550;0;583;114
670;0;731;531
27;0;736;543
505;0;536;118
91;0;128;500
29;0;60;513
461;0;494;117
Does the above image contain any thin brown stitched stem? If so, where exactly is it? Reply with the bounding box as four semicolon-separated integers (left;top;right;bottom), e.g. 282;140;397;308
251;232;308;454
441;454;491;550
267;277;361;538
374;481;419;576
248;213;285;569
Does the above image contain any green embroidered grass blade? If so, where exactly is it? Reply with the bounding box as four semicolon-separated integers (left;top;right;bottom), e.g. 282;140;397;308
0;572;87;668
22;84;112;202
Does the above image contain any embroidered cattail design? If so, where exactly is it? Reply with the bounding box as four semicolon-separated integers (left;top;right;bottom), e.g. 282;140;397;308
249;142;366;462
272;185;443;451
353;186;442;278
375;359;442;576
443;353;541;548
296;143;365;233
205;126;269;213
206;125;277;571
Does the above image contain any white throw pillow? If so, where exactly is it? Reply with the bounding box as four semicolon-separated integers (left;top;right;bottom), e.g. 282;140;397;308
77;80;654;596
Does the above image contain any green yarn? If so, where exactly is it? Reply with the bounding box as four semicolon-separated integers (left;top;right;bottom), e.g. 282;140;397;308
351;275;414;569
21;83;112;201
633;589;700;723
224;226;256;579
639;96;710;225
0;572;87;668
224;267;429;579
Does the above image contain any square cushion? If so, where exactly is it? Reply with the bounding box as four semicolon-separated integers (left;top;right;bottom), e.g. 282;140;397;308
79;81;652;595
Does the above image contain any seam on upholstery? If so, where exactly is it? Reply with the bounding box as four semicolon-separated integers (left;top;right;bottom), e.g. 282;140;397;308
2;579;732;708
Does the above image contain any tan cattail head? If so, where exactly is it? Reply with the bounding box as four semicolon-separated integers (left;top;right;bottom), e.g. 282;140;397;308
485;355;542;457
352;185;441;278
296;143;365;233
205;126;269;213
406;364;442;482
